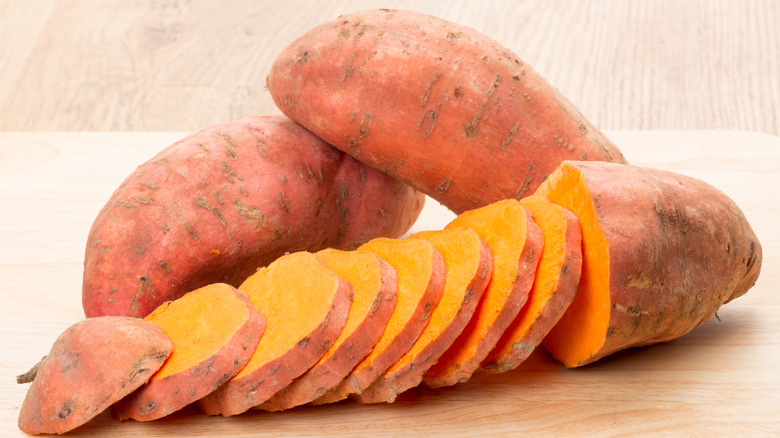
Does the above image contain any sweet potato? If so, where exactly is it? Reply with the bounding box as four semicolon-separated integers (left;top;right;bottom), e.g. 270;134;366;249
259;249;398;411
536;161;762;367
354;228;492;403
267;9;627;214
83;115;424;318
313;238;445;404
481;195;582;372
18;317;172;435
113;283;265;421
423;199;542;388
197;252;351;416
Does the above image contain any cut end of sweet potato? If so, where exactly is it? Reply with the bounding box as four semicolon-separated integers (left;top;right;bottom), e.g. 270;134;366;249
197;251;351;416
113;283;265;421
423;200;542;388
18;317;172;435
482;195;582;372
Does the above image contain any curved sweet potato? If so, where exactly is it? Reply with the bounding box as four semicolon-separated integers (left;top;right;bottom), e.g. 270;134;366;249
482;195;582;372
18;317;172;435
267;9;626;214
259;249;398;411
536;161;762;367
197;252;351;416
83;115;424;318
423;199;542;388
113;283;265;421
313;238;445;405
355;228;492;403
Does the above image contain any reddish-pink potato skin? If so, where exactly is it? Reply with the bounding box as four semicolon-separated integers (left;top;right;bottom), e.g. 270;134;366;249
18;317;172;435
83;115;424;318
267;9;627;214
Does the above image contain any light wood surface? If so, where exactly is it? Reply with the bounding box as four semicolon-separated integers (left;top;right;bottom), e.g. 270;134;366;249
2;1;779;436
0;0;778;134
1;130;779;436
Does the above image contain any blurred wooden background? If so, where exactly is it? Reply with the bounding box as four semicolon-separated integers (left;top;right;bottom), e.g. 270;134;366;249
1;0;778;135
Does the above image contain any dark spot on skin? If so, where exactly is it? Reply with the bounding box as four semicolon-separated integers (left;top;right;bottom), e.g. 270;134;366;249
501;122;520;151
58;403;73;419
418;109;438;139
437;180;451;193
140;401;156;415
185;224;200;241
139;180;158;190
297;337;310;349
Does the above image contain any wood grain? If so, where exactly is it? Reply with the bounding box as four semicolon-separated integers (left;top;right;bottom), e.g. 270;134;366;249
0;0;778;134
1;130;779;436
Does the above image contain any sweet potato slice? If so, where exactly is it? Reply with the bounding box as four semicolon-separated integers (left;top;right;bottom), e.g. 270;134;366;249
18;317;171;435
259;249;398;411
312;238;445;404
196;252;351;416
481;195;582;372
423;200;543;388
267;9;626;214
113;283;265;421
83;115;424;318
355;228;492;403
536;161;762;367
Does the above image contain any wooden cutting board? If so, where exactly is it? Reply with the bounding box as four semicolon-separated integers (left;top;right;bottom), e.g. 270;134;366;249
1;130;778;437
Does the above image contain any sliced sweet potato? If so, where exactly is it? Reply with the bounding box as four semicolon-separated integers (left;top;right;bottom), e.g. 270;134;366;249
113;283;265;421
355;228;492;403
18;317;172;435
423;199;543;388
536;161;762;367
267;9;626;214
482;195;582;372
259;249;398;411
196;252;352;416
83;115;424;318
312;238;445;404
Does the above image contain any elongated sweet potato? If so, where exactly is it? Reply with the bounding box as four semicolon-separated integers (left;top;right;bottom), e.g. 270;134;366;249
267;9;627;214
18;317;172;435
113;283;265;421
83;115;424;318
423;199;542;388
355;228;492;403
259;249;398;411
312;238;445;404
482;195;582;372
536;161;762;367
197;252;351;416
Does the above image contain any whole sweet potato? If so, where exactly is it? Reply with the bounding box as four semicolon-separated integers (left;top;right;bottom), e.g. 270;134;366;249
83;115;424;318
267;9;627;214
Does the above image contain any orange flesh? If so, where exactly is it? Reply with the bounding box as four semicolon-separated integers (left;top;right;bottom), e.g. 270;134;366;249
236;252;340;379
388;228;485;373
535;163;610;367
429;199;529;376
145;283;248;380
314;249;387;364
482;195;569;365
354;238;436;370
